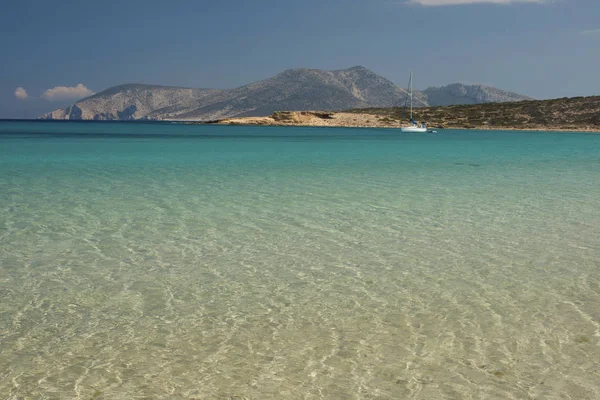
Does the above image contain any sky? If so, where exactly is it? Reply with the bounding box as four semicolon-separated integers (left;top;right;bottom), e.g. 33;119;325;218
1;0;599;118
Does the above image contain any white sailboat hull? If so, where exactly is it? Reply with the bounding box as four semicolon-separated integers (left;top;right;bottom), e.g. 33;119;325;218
401;126;428;133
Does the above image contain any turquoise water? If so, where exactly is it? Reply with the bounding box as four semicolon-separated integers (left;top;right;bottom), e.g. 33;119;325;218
1;121;599;399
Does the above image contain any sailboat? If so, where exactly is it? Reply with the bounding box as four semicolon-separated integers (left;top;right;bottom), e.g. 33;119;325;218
401;72;428;133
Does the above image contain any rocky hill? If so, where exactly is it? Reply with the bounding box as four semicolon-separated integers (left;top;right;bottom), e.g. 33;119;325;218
423;83;532;106
212;96;600;132
40;67;530;121
174;66;428;120
41;84;224;120
348;96;600;131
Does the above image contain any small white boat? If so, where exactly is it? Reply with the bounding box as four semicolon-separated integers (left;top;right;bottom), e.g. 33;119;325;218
402;125;428;133
401;72;428;133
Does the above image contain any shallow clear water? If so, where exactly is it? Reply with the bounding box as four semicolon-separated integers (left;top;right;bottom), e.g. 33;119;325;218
1;121;599;399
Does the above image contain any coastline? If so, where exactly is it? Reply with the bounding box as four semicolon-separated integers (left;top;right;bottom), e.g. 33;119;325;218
208;111;600;133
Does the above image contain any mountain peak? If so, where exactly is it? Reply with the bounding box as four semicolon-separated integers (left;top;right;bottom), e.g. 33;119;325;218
278;66;372;76
278;67;321;74
346;65;369;71
334;65;373;74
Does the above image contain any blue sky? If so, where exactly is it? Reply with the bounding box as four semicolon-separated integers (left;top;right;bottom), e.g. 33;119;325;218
2;0;599;118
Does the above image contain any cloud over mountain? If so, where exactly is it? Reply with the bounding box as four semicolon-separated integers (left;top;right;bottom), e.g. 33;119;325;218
41;84;94;101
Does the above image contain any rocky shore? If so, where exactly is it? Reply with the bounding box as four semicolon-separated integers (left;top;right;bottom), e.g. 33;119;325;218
214;111;387;129
212;96;600;132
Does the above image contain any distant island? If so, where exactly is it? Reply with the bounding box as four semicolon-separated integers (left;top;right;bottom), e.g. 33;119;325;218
39;65;598;132
213;96;600;132
40;66;531;121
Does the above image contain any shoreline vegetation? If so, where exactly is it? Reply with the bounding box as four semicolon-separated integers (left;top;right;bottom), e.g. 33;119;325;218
206;96;600;132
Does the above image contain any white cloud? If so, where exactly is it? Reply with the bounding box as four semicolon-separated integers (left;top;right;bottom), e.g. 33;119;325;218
581;29;600;36
41;83;94;101
408;0;547;5
14;87;28;100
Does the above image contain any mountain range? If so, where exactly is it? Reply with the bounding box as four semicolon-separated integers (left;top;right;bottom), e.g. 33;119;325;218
40;66;532;121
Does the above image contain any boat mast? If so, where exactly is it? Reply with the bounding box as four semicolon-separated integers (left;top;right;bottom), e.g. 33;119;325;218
409;72;413;120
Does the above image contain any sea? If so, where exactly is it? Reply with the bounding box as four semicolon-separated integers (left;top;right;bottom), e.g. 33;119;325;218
1;121;599;399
